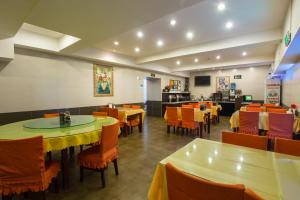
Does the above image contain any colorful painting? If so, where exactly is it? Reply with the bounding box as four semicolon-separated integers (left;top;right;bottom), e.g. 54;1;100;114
216;76;230;91
93;64;113;96
169;80;182;91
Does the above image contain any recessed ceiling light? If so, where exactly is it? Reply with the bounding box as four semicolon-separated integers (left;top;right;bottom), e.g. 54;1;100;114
134;47;140;53
242;51;247;56
176;60;181;65
225;21;234;29
217;2;226;11
186;31;194;40
216;55;221;60
170;19;177;26
136;31;144;38
157;40;164;47
194;58;199;63
113;41;119;46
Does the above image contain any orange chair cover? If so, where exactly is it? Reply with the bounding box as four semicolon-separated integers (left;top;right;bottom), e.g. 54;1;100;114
268;113;294;139
166;107;181;127
244;188;264;200
93;111;108;116
182;104;193;108
239;111;259;135
131;105;141;109
267;108;287;113
43;113;59;118
246;107;264;112
0;136;60;195
78;123;119;169
247;103;261;107
165;163;245;200
122;105;131;108
263;104;278;108
274;138;300;157
181;108;199;129
222;131;268;150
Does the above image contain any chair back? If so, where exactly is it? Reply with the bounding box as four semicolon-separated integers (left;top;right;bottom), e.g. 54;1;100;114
108;108;119;119
166;107;179;122
182;104;193;108
100;107;109;113
246;107;264;112
268;113;294;139
263;103;278;108
267;108;287;113
165;163;245;200
248;103;261;107
93;111;108;116
122;104;131;108
189;103;199;108
239;111;259;135
244;189;264;200
131;105;141;109
99;123;120;156
0;136;45;194
222;131;268;150
181;108;194;123
43;113;59;118
274;138;300;157
204;101;213;109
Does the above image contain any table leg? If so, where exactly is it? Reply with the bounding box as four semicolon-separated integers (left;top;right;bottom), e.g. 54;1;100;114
208;114;211;134
138;113;143;133
61;148;69;190
217;108;220;123
200;122;203;138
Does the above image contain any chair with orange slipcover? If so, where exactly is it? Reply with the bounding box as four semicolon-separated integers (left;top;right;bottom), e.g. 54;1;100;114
108;108;127;135
43;113;59;118
244;189;264;200
267;108;287;113
222;131;268;150
0;136;60;200
204;101;213;109
78;122;120;188
247;103;261;107
239;111;259;135
93;111;108;117
166;107;181;133
122;104;131;108
246;107;264;112
181;108;200;137
189;103;199;108
274;138;300;157
268;113;294;139
165;163;245;200
131;105;141;109
182;104;193;108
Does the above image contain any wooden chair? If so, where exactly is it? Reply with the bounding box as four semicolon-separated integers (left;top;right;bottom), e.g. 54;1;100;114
267;108;287;113
268;113;294;139
246;107;264;112
181;108;199;136
222;131;268;150
274;138;300;157
166;107;181;133
165;163;245;200
239;111;260;135
43;113;59;118
78;123;120;188
0;136;60;200
93;111;108;116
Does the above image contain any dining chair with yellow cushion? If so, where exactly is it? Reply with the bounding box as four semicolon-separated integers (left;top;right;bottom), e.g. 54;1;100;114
222;131;268;150
274;138;300;157
181;108;199;136
166;163;246;200
0;136;60;199
267;108;287;113
43;113;59;118
166;107;181;133
78;123;119;188
92;111;108;117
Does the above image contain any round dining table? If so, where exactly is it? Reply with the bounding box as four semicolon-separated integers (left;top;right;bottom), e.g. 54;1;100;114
0;115;118;189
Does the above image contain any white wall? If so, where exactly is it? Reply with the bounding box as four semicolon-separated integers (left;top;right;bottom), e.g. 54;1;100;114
0;37;14;61
0;48;184;113
190;66;270;100
282;62;300;107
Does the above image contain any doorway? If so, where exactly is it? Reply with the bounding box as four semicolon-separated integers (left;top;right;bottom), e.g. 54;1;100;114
144;77;162;116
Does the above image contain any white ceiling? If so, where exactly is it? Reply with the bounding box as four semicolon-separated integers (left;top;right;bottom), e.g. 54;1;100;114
0;0;290;76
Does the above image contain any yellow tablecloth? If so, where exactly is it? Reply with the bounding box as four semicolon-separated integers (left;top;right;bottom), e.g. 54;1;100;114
164;107;209;123
230;111;300;133
211;105;222;117
0;116;118;152
117;107;145;123
148;138;300;200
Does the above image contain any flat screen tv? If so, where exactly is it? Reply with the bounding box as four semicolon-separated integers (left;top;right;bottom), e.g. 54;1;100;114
243;95;252;102
195;76;211;86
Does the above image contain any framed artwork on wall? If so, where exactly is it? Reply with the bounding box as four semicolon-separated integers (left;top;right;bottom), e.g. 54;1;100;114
93;64;113;96
216;76;230;91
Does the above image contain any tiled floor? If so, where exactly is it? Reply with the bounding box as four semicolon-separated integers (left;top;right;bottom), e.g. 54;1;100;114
42;116;230;200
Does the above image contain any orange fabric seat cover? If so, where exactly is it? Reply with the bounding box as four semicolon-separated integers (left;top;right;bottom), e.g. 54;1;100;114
93;111;108;116
166;107;181;127
165;163;245;200
222;131;268;150
246;107;264;112
0;136;60;195
274;138;300;157
239;111;259;135
181;108;199;129
43;113;59;118
267;108;287;113
78;123;119;169
131;105;141;109
247;103;261;107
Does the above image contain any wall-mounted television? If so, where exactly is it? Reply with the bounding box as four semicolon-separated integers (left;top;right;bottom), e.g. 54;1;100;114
195;76;211;86
243;95;253;102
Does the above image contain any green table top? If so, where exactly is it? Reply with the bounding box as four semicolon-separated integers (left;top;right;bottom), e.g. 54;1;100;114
0;115;117;139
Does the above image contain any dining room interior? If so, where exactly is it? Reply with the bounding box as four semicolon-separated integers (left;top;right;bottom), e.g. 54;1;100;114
1;0;300;200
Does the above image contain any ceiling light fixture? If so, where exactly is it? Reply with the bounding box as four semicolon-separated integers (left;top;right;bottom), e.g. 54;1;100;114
176;60;181;65
134;47;140;53
186;31;194;40
113;41;119;46
136;31;144;38
170;19;177;26
157;40;164;47
216;55;221;60
225;21;234;29
194;58;199;63
242;51;247;56
217;2;226;11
